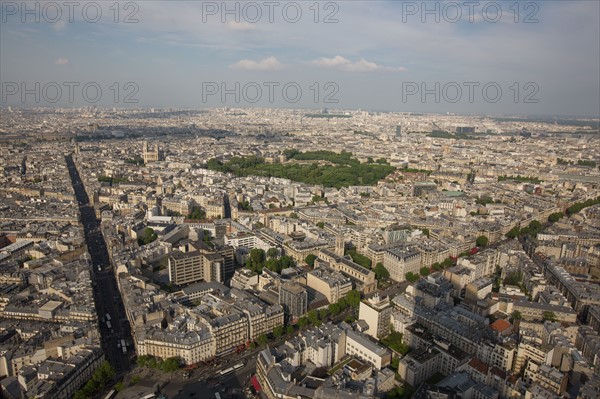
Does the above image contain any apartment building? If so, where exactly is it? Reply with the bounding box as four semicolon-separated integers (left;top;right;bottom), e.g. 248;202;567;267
306;267;352;304
279;282;308;321
359;295;393;339
384;246;421;282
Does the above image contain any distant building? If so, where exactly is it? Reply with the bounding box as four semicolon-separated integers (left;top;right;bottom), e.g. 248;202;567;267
142;141;161;163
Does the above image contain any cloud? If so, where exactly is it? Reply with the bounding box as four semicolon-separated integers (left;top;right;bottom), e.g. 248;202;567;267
52;20;66;31
227;21;257;32
310;56;405;72
230;56;283;71
54;57;69;66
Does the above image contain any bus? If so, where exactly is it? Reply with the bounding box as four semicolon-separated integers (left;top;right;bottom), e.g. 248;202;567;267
233;362;244;370
219;367;234;376
215;393;221;399
102;389;116;399
106;321;112;329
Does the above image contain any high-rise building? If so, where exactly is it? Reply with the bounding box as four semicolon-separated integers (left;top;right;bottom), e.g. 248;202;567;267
359;295;393;339
279;282;308;321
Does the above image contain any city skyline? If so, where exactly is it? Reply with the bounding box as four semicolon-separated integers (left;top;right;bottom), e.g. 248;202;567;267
1;1;599;115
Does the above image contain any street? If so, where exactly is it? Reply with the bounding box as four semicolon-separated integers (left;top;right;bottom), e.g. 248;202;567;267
65;154;134;377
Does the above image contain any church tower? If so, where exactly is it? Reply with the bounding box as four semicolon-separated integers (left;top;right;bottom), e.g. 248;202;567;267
335;234;345;257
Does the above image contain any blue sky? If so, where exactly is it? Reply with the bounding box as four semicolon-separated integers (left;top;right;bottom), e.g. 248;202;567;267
1;1;599;116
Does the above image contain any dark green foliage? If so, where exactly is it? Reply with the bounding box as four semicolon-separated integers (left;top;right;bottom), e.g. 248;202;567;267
405;272;419;282
347;249;372;268
138;227;158;246
257;334;269;346
73;361;115;399
497;175;541;183
239;200;252;211
419;267;430;276
125;155;144;165
506;226;520;239
566;196;600;215
504;271;522;286
476;236;489;247
137;355;181;372
374;263;390;280
548;212;564;223
345;290;361;308
205;150;396;188
543;311;557;321
186;207;206;220
577;160;597;167
319;308;329;320
381;332;410;355
273;326;284;338
328;303;341;315
305;254;317;267
475;196;495;205
267;248;279;259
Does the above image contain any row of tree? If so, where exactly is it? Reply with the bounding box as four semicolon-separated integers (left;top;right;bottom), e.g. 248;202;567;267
73;361;115;399
249;290;362;349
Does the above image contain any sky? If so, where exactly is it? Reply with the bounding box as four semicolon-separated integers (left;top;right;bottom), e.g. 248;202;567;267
1;0;599;116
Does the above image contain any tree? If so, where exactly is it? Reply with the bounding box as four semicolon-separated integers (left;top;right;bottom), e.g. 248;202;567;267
316;222;325;229
138;227;158;246
257;334;269;346
548;212;564;223
504;271;522;286
506;226;520;239
161;357;182;372
286;325;295;335
511;310;522;322
529;220;542;230
187;207;206;220
421;228;430;238
338;297;348;310
391;356;400;371
476;235;489;247
543;311;557;322
246;248;267;273
374;263;390;280
297;317;309;328
405;272;419;282
305;254;317;268
419;267;430;276
431;263;442;271
381;332;410;355
319;308;329;320
273;326;284;338
250;248;266;265
267;248;279;259
345;290;361;308
328;303;341;315
308;310;319;324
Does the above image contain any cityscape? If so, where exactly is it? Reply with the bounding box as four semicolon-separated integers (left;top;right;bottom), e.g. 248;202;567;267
1;2;600;399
